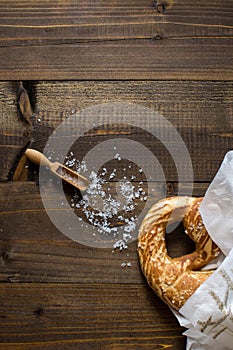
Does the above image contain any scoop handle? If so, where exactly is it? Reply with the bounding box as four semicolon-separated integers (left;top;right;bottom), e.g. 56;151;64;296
25;149;52;168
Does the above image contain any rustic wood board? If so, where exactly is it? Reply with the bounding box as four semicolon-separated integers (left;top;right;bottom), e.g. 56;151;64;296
0;283;185;350
1;38;232;80
0;82;31;181
0;0;232;80
0;71;232;350
0;181;206;284
0;181;204;349
1;81;232;182
30;80;233;182
0;0;232;348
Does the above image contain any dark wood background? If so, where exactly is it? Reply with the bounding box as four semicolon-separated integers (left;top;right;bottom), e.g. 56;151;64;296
0;1;232;349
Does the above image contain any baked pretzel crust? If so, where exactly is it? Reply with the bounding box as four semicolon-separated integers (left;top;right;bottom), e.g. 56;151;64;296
138;196;220;310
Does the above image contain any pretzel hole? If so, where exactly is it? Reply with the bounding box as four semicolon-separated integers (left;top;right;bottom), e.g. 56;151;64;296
165;222;195;258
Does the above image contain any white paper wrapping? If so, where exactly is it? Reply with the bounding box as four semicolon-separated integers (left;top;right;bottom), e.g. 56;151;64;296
180;248;233;349
173;151;233;350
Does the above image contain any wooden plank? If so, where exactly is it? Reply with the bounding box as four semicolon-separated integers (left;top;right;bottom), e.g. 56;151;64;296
30;80;233;182
0;181;206;284
0;180;189;349
0;283;186;349
1;0;232;44
1;80;232;182
1;9;232;46
33;80;233;119
0;38;232;80
0;0;232;79
0;82;31;181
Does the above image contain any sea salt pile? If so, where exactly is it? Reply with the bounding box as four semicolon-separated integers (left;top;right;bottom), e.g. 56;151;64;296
65;152;147;250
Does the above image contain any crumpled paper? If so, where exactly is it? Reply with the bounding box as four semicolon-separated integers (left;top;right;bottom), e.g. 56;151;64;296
173;151;233;349
200;151;233;256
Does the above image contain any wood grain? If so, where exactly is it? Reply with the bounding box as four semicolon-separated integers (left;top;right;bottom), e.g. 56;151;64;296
0;82;31;181
1;81;232;182
0;39;232;80
0;181;195;349
0;283;185;349
0;1;232;348
26;80;233;182
0;181;206;284
0;0;232;80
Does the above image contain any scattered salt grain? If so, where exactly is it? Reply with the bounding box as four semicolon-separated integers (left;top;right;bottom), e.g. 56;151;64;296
109;169;116;179
113;239;128;251
121;261;132;268
65;153;148;250
65;158;76;167
101;168;107;176
114;153;121;161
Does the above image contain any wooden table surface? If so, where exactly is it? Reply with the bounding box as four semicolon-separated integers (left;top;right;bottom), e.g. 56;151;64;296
0;1;232;349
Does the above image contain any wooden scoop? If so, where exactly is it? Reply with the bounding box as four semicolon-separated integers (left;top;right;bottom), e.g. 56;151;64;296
25;148;89;191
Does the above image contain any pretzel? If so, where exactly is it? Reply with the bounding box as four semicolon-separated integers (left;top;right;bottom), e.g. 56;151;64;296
138;196;221;310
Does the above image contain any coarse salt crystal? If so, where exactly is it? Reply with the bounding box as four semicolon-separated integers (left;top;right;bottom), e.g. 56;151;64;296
66;156;145;250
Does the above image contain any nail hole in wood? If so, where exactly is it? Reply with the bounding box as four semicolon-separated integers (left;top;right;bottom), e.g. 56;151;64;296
33;307;44;317
153;1;167;13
